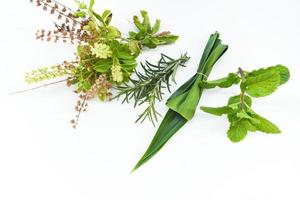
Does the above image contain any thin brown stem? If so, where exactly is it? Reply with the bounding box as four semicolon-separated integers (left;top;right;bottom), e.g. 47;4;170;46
9;79;67;95
50;0;76;13
40;0;84;25
238;67;245;110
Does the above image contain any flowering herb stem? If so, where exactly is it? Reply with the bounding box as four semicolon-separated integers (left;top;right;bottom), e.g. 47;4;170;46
10;79;67;95
24;0;178;128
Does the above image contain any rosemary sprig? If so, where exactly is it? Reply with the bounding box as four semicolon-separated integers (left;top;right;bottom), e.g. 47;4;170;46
115;53;190;125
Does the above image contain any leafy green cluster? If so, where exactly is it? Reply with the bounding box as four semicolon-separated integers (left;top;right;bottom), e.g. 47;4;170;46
200;65;290;142
28;0;178;101
129;11;179;49
71;1;178;98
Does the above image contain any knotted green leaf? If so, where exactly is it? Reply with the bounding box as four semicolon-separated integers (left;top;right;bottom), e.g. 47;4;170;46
133;32;228;171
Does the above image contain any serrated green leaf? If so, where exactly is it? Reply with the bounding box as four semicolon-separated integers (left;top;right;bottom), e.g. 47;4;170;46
202;73;240;89
227;120;248;142
247;65;290;86
201;106;233;116
241;119;256;132
236;111;260;124
243;70;280;97
252;114;281;134
269;65;290;85
228;95;252;107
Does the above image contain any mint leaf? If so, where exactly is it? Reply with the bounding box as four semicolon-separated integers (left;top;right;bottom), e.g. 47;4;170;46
227;120;248;142
202;73;240;89
269;65;290;85
241;119;256;132
252;114;281;134
242;70;280;97
247;65;290;86
228;95;252;107
236;111;260;124
200;106;233;116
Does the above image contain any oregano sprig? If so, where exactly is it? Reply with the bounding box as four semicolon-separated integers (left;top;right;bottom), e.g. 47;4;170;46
200;65;290;142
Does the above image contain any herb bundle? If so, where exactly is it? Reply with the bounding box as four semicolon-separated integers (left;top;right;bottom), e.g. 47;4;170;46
15;1;291;172
133;32;290;171
133;32;228;170
200;65;290;142
24;0;179;127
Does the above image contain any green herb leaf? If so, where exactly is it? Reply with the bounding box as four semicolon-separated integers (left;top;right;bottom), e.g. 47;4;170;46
128;40;140;55
129;11;178;49
102;10;112;25
228;95;252;107
93;59;112;73
252;114;281;134
140;10;151;32
227;120;248;142
133;110;188;171
167;33;228;120
236;111;260;124
133;16;145;32
106;26;121;38
247;65;290;86
201;73;240;89
242;70;281;97
201;106;233;116
133;32;228;171
269;65;290;85
241;119;257;132
152;19;161;34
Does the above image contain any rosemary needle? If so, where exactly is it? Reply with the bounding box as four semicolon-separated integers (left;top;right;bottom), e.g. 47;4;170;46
115;53;190;125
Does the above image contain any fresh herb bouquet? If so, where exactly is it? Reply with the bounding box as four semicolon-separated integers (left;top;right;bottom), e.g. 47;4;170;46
17;1;291;171
133;32;290;171
23;0;183;128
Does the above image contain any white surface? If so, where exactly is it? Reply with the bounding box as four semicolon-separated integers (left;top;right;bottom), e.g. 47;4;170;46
1;0;300;200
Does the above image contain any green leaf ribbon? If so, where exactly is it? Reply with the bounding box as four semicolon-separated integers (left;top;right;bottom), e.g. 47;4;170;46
133;32;228;171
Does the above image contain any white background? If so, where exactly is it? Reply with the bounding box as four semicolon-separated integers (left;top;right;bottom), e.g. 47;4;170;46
1;0;300;199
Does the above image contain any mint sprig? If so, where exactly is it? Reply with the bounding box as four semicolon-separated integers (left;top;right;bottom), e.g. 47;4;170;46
200;65;290;142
